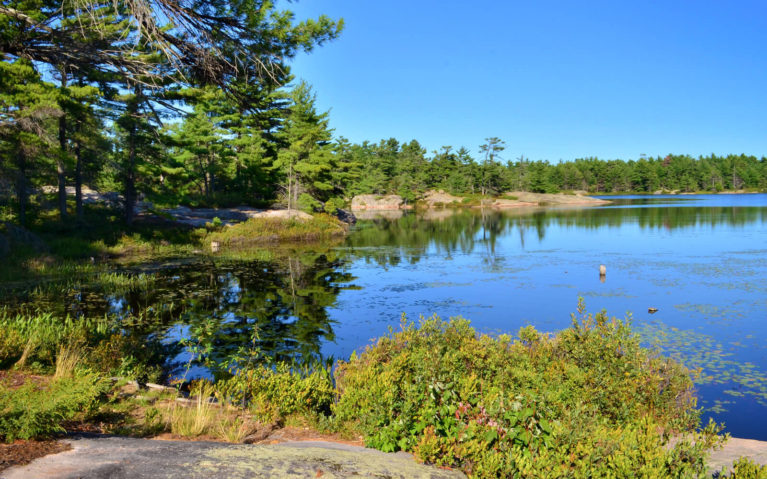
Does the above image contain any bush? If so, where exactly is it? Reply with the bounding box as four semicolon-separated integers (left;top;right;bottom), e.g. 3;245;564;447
216;363;334;422
0;372;108;442
721;457;767;478
298;193;323;213
332;304;724;478
323;197;346;215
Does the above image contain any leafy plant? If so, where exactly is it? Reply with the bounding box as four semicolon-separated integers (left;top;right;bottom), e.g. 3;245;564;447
332;303;725;478
0;371;108;442
216;363;334;422
720;456;767;478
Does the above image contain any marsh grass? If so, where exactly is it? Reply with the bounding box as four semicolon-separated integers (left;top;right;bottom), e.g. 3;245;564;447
206;214;346;246
54;341;86;379
165;381;218;437
216;414;256;443
0;312;110;371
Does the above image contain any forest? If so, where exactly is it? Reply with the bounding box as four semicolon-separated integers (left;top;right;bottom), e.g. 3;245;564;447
2;3;767;228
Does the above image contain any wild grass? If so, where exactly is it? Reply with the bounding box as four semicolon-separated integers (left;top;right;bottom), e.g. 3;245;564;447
54;341;86;379
216;415;255;443
165;381;218;437
206;214;346;247
0;312;109;370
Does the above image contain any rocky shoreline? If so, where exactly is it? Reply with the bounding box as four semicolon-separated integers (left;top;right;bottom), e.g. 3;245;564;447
3;434;766;478
350;190;610;211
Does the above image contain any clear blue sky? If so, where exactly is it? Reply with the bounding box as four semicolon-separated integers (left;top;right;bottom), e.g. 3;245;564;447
286;1;767;162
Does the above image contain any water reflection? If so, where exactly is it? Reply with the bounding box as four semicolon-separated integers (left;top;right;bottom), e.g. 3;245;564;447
3;196;767;439
1;251;356;379
346;204;766;266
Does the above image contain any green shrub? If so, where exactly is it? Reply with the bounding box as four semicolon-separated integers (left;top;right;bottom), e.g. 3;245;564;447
206;214;345;245
216;363;334;422
323;197;346;215
0;371;108;442
332;304;724;478
721;457;767;478
298;193;322;213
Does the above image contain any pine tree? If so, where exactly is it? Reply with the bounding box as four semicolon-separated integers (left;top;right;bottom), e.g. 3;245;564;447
0;58;60;225
275;82;334;211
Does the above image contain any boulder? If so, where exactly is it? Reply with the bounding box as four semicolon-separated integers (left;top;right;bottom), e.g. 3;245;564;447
351;194;404;210
0;221;48;256
421;189;463;207
334;208;357;224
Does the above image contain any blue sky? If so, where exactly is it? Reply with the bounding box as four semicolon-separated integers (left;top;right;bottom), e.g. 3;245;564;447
286;1;767;162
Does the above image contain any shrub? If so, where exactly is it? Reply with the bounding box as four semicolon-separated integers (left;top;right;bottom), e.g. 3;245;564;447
721;457;767;478
216;363;334;422
0;371;108;442
298;193;322;213
332;304;724;478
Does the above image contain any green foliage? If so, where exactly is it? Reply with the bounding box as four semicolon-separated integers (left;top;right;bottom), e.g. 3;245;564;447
721;457;767;478
0;312;109;369
206;214;345;245
0;371;108;442
332;304;724;478
216;363;334;421
0;311;166;382
298;193;323;213
323;197;346;215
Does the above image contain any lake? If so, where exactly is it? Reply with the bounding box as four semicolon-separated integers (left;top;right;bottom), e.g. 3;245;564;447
4;194;767;439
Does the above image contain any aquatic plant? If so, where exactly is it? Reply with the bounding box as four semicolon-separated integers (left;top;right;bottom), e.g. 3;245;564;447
636;321;767;409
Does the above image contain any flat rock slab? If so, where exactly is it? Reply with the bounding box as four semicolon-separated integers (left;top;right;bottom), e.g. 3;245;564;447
1;437;465;479
708;437;767;473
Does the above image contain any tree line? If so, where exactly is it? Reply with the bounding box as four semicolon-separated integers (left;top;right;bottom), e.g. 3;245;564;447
2;2;766;228
1;0;341;225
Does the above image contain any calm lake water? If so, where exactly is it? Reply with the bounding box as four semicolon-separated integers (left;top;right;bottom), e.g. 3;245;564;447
4;194;767;439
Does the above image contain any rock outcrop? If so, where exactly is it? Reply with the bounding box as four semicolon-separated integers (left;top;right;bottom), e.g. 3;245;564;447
351;195;407;210
421;190;463;207
500;192;610;206
334;208;357;224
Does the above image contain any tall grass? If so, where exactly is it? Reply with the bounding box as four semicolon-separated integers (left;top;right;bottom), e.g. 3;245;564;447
54;342;86;379
166;382;217;437
206;214;346;247
0;312;110;369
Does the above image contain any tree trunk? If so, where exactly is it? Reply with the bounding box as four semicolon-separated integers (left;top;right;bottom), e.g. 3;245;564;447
74;130;84;220
125;125;137;224
124;89;139;225
287;162;293;211
15;146;28;226
57;71;68;220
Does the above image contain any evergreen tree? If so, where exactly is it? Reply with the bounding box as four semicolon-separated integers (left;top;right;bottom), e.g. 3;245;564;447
275;81;334;211
478;137;505;195
0;58;60;225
